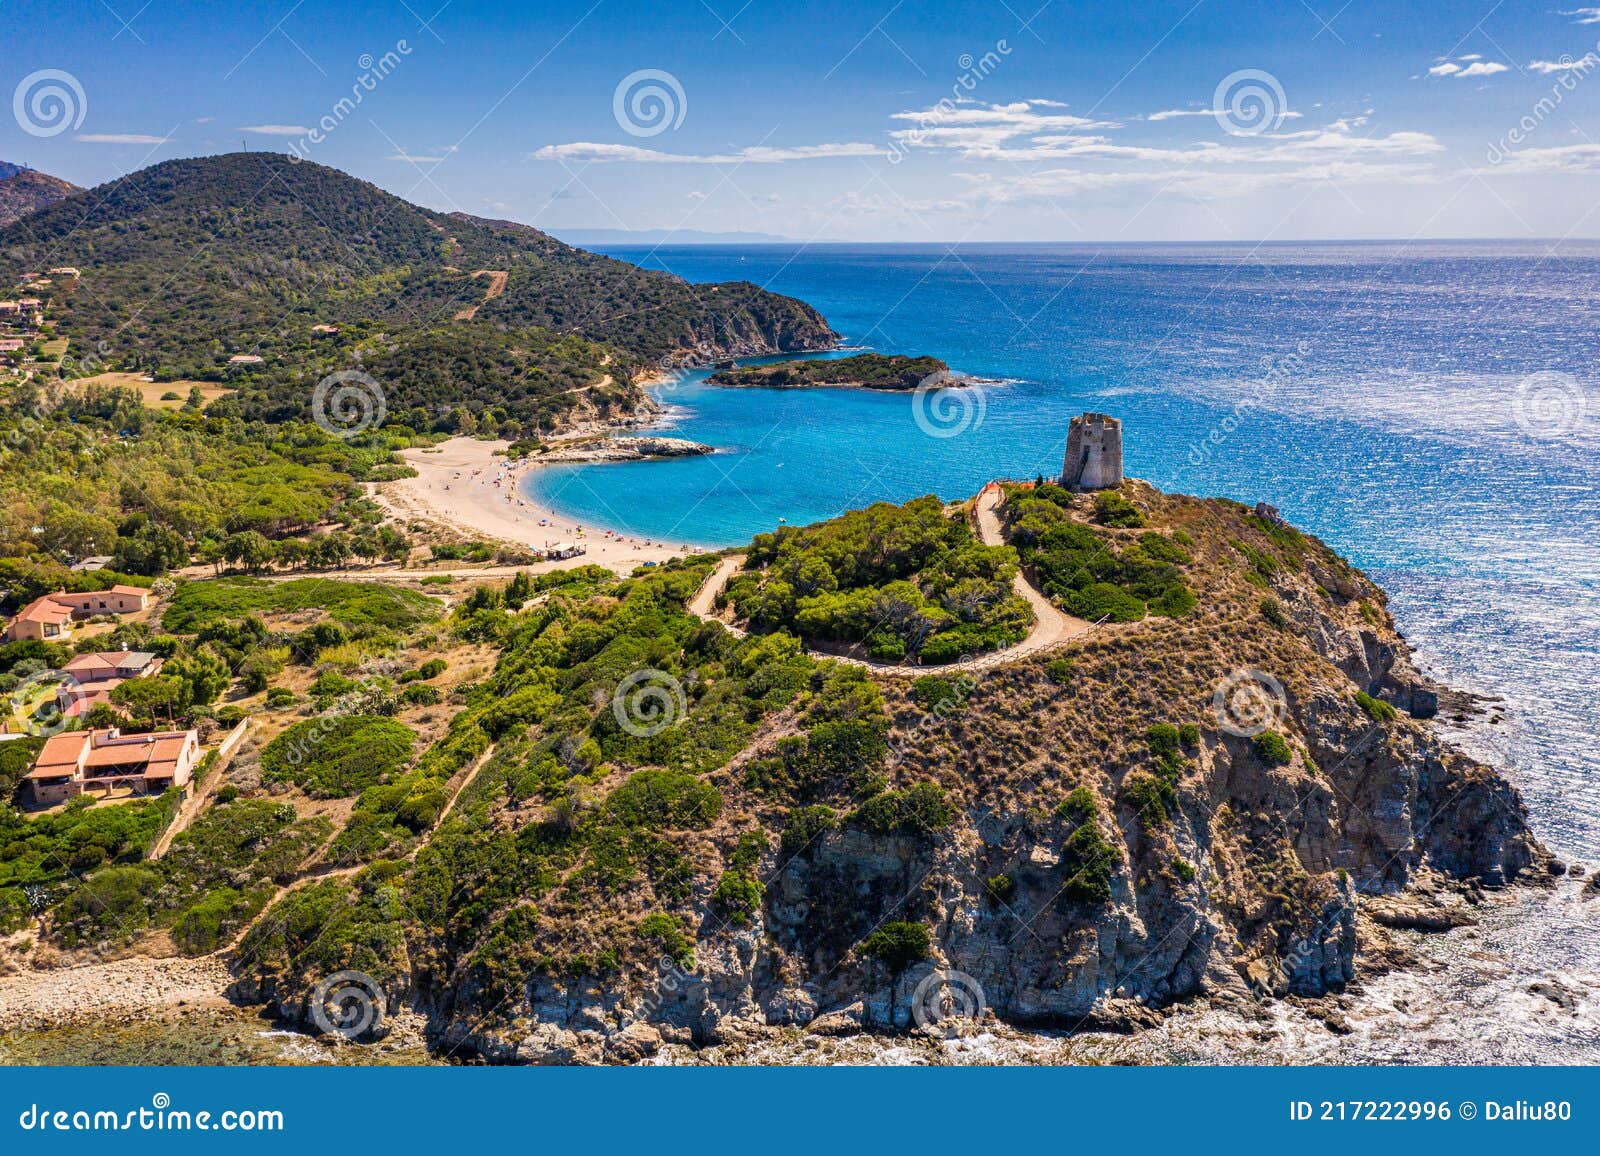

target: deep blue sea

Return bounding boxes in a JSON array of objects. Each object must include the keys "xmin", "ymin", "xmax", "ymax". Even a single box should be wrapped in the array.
[{"xmin": 527, "ymin": 241, "xmax": 1600, "ymax": 866}]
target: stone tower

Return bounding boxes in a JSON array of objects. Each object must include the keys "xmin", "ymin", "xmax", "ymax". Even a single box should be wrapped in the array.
[{"xmin": 1061, "ymin": 412, "xmax": 1123, "ymax": 491}]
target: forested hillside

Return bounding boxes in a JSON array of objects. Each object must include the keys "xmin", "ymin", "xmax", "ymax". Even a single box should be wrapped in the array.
[{"xmin": 0, "ymin": 153, "xmax": 836, "ymax": 429}]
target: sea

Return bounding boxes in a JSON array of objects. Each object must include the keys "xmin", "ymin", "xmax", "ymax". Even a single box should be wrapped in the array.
[{"xmin": 523, "ymin": 240, "xmax": 1600, "ymax": 1064}]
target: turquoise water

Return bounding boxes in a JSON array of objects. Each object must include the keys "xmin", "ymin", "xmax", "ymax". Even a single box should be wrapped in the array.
[{"xmin": 527, "ymin": 241, "xmax": 1600, "ymax": 857}]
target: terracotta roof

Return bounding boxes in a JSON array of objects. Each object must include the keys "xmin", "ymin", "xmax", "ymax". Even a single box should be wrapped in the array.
[
  {"xmin": 26, "ymin": 728, "xmax": 196, "ymax": 779},
  {"xmin": 64, "ymin": 651, "xmax": 157, "ymax": 677},
  {"xmin": 106, "ymin": 585, "xmax": 149, "ymax": 598},
  {"xmin": 13, "ymin": 595, "xmax": 73, "ymax": 625}
]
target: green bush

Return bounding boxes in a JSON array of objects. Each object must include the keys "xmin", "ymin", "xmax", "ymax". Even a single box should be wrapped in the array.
[
  {"xmin": 984, "ymin": 873, "xmax": 1016, "ymax": 904},
  {"xmin": 711, "ymin": 870, "xmax": 764, "ymax": 925},
  {"xmin": 781, "ymin": 805, "xmax": 837, "ymax": 856},
  {"xmin": 1059, "ymin": 822, "xmax": 1117, "ymax": 905},
  {"xmin": 849, "ymin": 782, "xmax": 955, "ymax": 836},
  {"xmin": 1146, "ymin": 723, "xmax": 1181, "ymax": 760},
  {"xmin": 638, "ymin": 912, "xmax": 694, "ymax": 968},
  {"xmin": 1355, "ymin": 691, "xmax": 1398, "ymax": 722},
  {"xmin": 1253, "ymin": 730, "xmax": 1294, "ymax": 766},
  {"xmin": 859, "ymin": 921, "xmax": 931, "ymax": 972},
  {"xmin": 1093, "ymin": 492, "xmax": 1145, "ymax": 528},
  {"xmin": 259, "ymin": 715, "xmax": 417, "ymax": 797},
  {"xmin": 1260, "ymin": 597, "xmax": 1288, "ymax": 627}
]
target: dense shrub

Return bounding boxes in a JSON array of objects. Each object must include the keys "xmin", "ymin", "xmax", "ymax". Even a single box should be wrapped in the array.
[
  {"xmin": 859, "ymin": 921, "xmax": 931, "ymax": 972},
  {"xmin": 260, "ymin": 715, "xmax": 417, "ymax": 797},
  {"xmin": 1253, "ymin": 730, "xmax": 1294, "ymax": 766},
  {"xmin": 1355, "ymin": 691, "xmax": 1398, "ymax": 722}
]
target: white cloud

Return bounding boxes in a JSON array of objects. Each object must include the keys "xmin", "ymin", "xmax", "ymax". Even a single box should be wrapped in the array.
[
  {"xmin": 1562, "ymin": 7, "xmax": 1600, "ymax": 24},
  {"xmin": 75, "ymin": 133, "xmax": 171, "ymax": 144},
  {"xmin": 240, "ymin": 124, "xmax": 310, "ymax": 136},
  {"xmin": 1529, "ymin": 55, "xmax": 1599, "ymax": 73},
  {"xmin": 531, "ymin": 141, "xmax": 882, "ymax": 164},
  {"xmin": 1478, "ymin": 143, "xmax": 1600, "ymax": 173},
  {"xmin": 1429, "ymin": 58, "xmax": 1508, "ymax": 78}
]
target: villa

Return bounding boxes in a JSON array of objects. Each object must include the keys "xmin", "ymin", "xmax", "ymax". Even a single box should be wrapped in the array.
[
  {"xmin": 57, "ymin": 651, "xmax": 164, "ymax": 718},
  {"xmin": 2, "ymin": 587, "xmax": 151, "ymax": 642},
  {"xmin": 22, "ymin": 727, "xmax": 201, "ymax": 807},
  {"xmin": 3, "ymin": 595, "xmax": 75, "ymax": 642}
]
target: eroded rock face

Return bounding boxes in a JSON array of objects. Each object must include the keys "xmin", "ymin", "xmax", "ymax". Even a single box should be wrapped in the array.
[
  {"xmin": 403, "ymin": 687, "xmax": 1535, "ymax": 1062},
  {"xmin": 234, "ymin": 488, "xmax": 1543, "ymax": 1064}
]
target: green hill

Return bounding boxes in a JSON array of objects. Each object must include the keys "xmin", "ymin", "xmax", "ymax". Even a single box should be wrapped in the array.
[
  {"xmin": 0, "ymin": 166, "xmax": 77, "ymax": 229},
  {"xmin": 0, "ymin": 153, "xmax": 836, "ymax": 430}
]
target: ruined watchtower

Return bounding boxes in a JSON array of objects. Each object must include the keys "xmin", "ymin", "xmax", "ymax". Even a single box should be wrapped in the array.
[{"xmin": 1061, "ymin": 412, "xmax": 1123, "ymax": 491}]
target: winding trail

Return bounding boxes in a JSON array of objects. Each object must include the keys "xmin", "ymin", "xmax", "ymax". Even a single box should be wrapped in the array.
[{"xmin": 686, "ymin": 486, "xmax": 1092, "ymax": 675}]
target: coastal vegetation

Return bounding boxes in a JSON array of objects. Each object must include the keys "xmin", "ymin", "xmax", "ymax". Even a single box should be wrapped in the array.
[
  {"xmin": 708, "ymin": 353, "xmax": 947, "ymax": 390},
  {"xmin": 1002, "ymin": 482, "xmax": 1196, "ymax": 622},
  {"xmin": 723, "ymin": 496, "xmax": 1032, "ymax": 663},
  {"xmin": 0, "ymin": 153, "xmax": 835, "ymax": 432}
]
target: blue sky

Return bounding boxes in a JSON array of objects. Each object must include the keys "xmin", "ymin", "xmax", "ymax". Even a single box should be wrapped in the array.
[{"xmin": 5, "ymin": 0, "xmax": 1600, "ymax": 240}]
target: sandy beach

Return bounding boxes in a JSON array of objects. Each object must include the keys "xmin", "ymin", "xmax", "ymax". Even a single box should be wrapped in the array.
[{"xmin": 377, "ymin": 437, "xmax": 698, "ymax": 574}]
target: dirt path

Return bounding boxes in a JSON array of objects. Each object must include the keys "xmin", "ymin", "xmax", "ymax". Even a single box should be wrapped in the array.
[
  {"xmin": 685, "ymin": 488, "xmax": 1091, "ymax": 675},
  {"xmin": 149, "ymin": 723, "xmax": 250, "ymax": 861},
  {"xmin": 453, "ymin": 269, "xmax": 509, "ymax": 320},
  {"xmin": 687, "ymin": 555, "xmax": 747, "ymax": 634}
]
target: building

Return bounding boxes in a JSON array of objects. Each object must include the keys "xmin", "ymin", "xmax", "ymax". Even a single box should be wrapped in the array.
[
  {"xmin": 48, "ymin": 585, "xmax": 150, "ymax": 618},
  {"xmin": 3, "ymin": 595, "xmax": 75, "ymax": 642},
  {"xmin": 310, "ymin": 323, "xmax": 339, "ymax": 335},
  {"xmin": 57, "ymin": 651, "xmax": 163, "ymax": 718},
  {"xmin": 1061, "ymin": 412, "xmax": 1124, "ymax": 492},
  {"xmin": 46, "ymin": 267, "xmax": 80, "ymax": 278},
  {"xmin": 227, "ymin": 354, "xmax": 264, "ymax": 365},
  {"xmin": 2, "ymin": 587, "xmax": 150, "ymax": 642},
  {"xmin": 0, "ymin": 301, "xmax": 18, "ymax": 316},
  {"xmin": 22, "ymin": 727, "xmax": 200, "ymax": 807}
]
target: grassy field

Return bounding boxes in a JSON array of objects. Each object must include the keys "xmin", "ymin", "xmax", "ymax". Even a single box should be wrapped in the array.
[{"xmin": 77, "ymin": 371, "xmax": 234, "ymax": 410}]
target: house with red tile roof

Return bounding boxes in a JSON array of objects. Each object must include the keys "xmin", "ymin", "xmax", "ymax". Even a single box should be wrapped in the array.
[
  {"xmin": 2, "ymin": 595, "xmax": 75, "ymax": 642},
  {"xmin": 47, "ymin": 586, "xmax": 150, "ymax": 618},
  {"xmin": 57, "ymin": 651, "xmax": 163, "ymax": 718},
  {"xmin": 3, "ymin": 587, "xmax": 151, "ymax": 642},
  {"xmin": 22, "ymin": 727, "xmax": 200, "ymax": 807}
]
